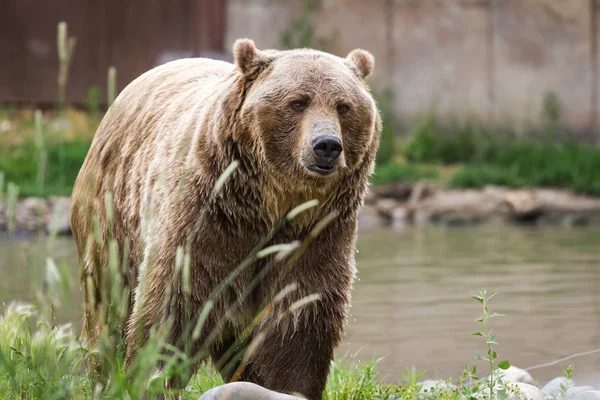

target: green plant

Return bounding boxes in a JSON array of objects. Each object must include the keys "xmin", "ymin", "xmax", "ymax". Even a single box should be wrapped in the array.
[
  {"xmin": 371, "ymin": 162, "xmax": 439, "ymax": 186},
  {"xmin": 449, "ymin": 165, "xmax": 525, "ymax": 189},
  {"xmin": 460, "ymin": 290, "xmax": 511, "ymax": 400},
  {"xmin": 34, "ymin": 109, "xmax": 48, "ymax": 193},
  {"xmin": 325, "ymin": 359, "xmax": 412, "ymax": 400},
  {"xmin": 0, "ymin": 138, "xmax": 92, "ymax": 197},
  {"xmin": 56, "ymin": 21, "xmax": 76, "ymax": 112},
  {"xmin": 402, "ymin": 115, "xmax": 442, "ymax": 163},
  {"xmin": 540, "ymin": 91, "xmax": 564, "ymax": 138},
  {"xmin": 5, "ymin": 182, "xmax": 19, "ymax": 233},
  {"xmin": 373, "ymin": 87, "xmax": 398, "ymax": 166},
  {"xmin": 0, "ymin": 171, "xmax": 4, "ymax": 205},
  {"xmin": 107, "ymin": 66, "xmax": 117, "ymax": 107},
  {"xmin": 554, "ymin": 365, "xmax": 573, "ymax": 400},
  {"xmin": 86, "ymin": 86, "xmax": 101, "ymax": 116},
  {"xmin": 398, "ymin": 113, "xmax": 600, "ymax": 195}
]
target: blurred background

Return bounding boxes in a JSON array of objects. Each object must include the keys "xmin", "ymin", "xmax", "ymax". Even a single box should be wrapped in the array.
[{"xmin": 0, "ymin": 0, "xmax": 599, "ymax": 389}]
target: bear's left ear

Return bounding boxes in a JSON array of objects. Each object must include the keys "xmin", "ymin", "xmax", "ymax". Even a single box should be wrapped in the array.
[
  {"xmin": 346, "ymin": 49, "xmax": 375, "ymax": 80},
  {"xmin": 233, "ymin": 38, "xmax": 273, "ymax": 75}
]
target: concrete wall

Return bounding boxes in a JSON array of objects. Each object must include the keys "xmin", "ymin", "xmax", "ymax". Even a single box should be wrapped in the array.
[{"xmin": 226, "ymin": 0, "xmax": 600, "ymax": 138}]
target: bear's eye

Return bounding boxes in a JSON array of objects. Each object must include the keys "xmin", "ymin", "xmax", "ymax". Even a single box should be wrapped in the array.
[
  {"xmin": 291, "ymin": 100, "xmax": 309, "ymax": 112},
  {"xmin": 337, "ymin": 104, "xmax": 350, "ymax": 116}
]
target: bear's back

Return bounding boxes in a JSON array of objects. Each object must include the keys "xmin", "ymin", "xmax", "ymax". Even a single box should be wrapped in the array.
[{"xmin": 71, "ymin": 57, "xmax": 236, "ymax": 264}]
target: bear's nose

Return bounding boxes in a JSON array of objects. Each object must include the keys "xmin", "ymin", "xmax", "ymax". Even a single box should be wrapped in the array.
[{"xmin": 312, "ymin": 136, "xmax": 343, "ymax": 164}]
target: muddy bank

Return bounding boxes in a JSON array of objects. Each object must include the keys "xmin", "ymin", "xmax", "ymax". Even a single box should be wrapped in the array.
[
  {"xmin": 360, "ymin": 183, "xmax": 600, "ymax": 229},
  {"xmin": 2, "ymin": 185, "xmax": 600, "ymax": 236}
]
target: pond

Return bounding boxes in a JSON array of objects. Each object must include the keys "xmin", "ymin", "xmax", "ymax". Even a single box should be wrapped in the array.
[{"xmin": 1, "ymin": 225, "xmax": 599, "ymax": 385}]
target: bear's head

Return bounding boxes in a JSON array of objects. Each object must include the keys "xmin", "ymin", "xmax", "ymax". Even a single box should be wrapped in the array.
[{"xmin": 229, "ymin": 39, "xmax": 380, "ymax": 189}]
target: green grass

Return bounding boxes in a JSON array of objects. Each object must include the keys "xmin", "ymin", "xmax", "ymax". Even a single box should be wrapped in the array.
[
  {"xmin": 0, "ymin": 290, "xmax": 518, "ymax": 399},
  {"xmin": 371, "ymin": 162, "xmax": 440, "ymax": 186},
  {"xmin": 0, "ymin": 107, "xmax": 95, "ymax": 198},
  {"xmin": 0, "ymin": 139, "xmax": 92, "ymax": 197},
  {"xmin": 373, "ymin": 115, "xmax": 600, "ymax": 195},
  {"xmin": 448, "ymin": 141, "xmax": 600, "ymax": 194},
  {"xmin": 0, "ymin": 302, "xmax": 466, "ymax": 400}
]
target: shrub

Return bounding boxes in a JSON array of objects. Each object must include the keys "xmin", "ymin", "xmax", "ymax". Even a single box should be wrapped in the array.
[
  {"xmin": 401, "ymin": 115, "xmax": 600, "ymax": 195},
  {"xmin": 373, "ymin": 87, "xmax": 398, "ymax": 166},
  {"xmin": 371, "ymin": 163, "xmax": 440, "ymax": 186},
  {"xmin": 0, "ymin": 139, "xmax": 91, "ymax": 197}
]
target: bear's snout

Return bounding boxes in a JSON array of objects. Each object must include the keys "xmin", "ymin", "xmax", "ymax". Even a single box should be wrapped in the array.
[{"xmin": 309, "ymin": 136, "xmax": 343, "ymax": 175}]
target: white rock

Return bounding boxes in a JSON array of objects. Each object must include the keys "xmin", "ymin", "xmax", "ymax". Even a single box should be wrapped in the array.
[
  {"xmin": 374, "ymin": 198, "xmax": 399, "ymax": 216},
  {"xmin": 15, "ymin": 197, "xmax": 47, "ymax": 230},
  {"xmin": 358, "ymin": 204, "xmax": 386, "ymax": 229},
  {"xmin": 564, "ymin": 386, "xmax": 598, "ymax": 399},
  {"xmin": 568, "ymin": 390, "xmax": 600, "ymax": 400},
  {"xmin": 46, "ymin": 196, "xmax": 72, "ymax": 235},
  {"xmin": 541, "ymin": 377, "xmax": 575, "ymax": 397},
  {"xmin": 500, "ymin": 366, "xmax": 536, "ymax": 385},
  {"xmin": 391, "ymin": 206, "xmax": 409, "ymax": 229},
  {"xmin": 199, "ymin": 382, "xmax": 303, "ymax": 400},
  {"xmin": 508, "ymin": 382, "xmax": 543, "ymax": 400},
  {"xmin": 0, "ymin": 119, "xmax": 11, "ymax": 132}
]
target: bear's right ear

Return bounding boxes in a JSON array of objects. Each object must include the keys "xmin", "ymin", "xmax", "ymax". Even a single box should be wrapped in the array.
[
  {"xmin": 346, "ymin": 49, "xmax": 375, "ymax": 80},
  {"xmin": 233, "ymin": 38, "xmax": 273, "ymax": 75}
]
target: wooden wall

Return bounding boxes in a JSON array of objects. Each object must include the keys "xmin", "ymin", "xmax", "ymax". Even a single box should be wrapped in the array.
[{"xmin": 0, "ymin": 0, "xmax": 226, "ymax": 104}]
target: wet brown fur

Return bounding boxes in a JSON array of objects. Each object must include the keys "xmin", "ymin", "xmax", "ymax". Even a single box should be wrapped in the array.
[{"xmin": 71, "ymin": 39, "xmax": 381, "ymax": 399}]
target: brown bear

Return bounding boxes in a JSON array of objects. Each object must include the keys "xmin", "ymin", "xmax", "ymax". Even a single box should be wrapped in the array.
[{"xmin": 71, "ymin": 38, "xmax": 381, "ymax": 399}]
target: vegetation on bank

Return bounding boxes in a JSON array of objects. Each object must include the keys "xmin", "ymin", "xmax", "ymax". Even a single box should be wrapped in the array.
[
  {"xmin": 373, "ymin": 114, "xmax": 600, "ymax": 196},
  {"xmin": 0, "ymin": 107, "xmax": 96, "ymax": 198},
  {"xmin": 0, "ymin": 290, "xmax": 519, "ymax": 399},
  {"xmin": 371, "ymin": 90, "xmax": 600, "ymax": 196},
  {"xmin": 3, "ymin": 102, "xmax": 600, "ymax": 199}
]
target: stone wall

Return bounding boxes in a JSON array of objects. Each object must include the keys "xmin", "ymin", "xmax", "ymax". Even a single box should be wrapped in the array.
[{"xmin": 225, "ymin": 0, "xmax": 600, "ymax": 138}]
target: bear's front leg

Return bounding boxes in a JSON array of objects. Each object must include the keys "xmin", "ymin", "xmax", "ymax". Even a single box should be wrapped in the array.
[
  {"xmin": 237, "ymin": 223, "xmax": 356, "ymax": 400},
  {"xmin": 238, "ymin": 297, "xmax": 346, "ymax": 400}
]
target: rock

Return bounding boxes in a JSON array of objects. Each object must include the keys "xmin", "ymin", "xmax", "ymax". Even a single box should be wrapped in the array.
[
  {"xmin": 508, "ymin": 382, "xmax": 542, "ymax": 400},
  {"xmin": 483, "ymin": 185, "xmax": 510, "ymax": 197},
  {"xmin": 413, "ymin": 209, "xmax": 433, "ymax": 226},
  {"xmin": 419, "ymin": 379, "xmax": 456, "ymax": 395},
  {"xmin": 374, "ymin": 198, "xmax": 399, "ymax": 217},
  {"xmin": 198, "ymin": 382, "xmax": 303, "ymax": 400},
  {"xmin": 0, "ymin": 119, "xmax": 11, "ymax": 133},
  {"xmin": 440, "ymin": 211, "xmax": 482, "ymax": 227},
  {"xmin": 504, "ymin": 190, "xmax": 543, "ymax": 222},
  {"xmin": 535, "ymin": 188, "xmax": 600, "ymax": 213},
  {"xmin": 541, "ymin": 377, "xmax": 575, "ymax": 397},
  {"xmin": 565, "ymin": 386, "xmax": 598, "ymax": 399},
  {"xmin": 499, "ymin": 366, "xmax": 536, "ymax": 385},
  {"xmin": 408, "ymin": 182, "xmax": 435, "ymax": 205},
  {"xmin": 358, "ymin": 204, "xmax": 387, "ymax": 229},
  {"xmin": 390, "ymin": 206, "xmax": 410, "ymax": 229},
  {"xmin": 46, "ymin": 197, "xmax": 72, "ymax": 235},
  {"xmin": 568, "ymin": 390, "xmax": 600, "ymax": 400},
  {"xmin": 372, "ymin": 182, "xmax": 413, "ymax": 202},
  {"xmin": 534, "ymin": 188, "xmax": 600, "ymax": 225},
  {"xmin": 414, "ymin": 189, "xmax": 505, "ymax": 224},
  {"xmin": 14, "ymin": 197, "xmax": 47, "ymax": 232}
]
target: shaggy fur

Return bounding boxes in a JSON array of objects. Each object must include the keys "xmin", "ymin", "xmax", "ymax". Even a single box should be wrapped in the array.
[{"xmin": 71, "ymin": 38, "xmax": 381, "ymax": 399}]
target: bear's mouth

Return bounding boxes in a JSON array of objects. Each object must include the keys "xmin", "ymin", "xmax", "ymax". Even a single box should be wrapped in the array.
[{"xmin": 308, "ymin": 164, "xmax": 336, "ymax": 176}]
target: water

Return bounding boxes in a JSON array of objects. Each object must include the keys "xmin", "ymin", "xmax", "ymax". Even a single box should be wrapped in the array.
[{"xmin": 1, "ymin": 226, "xmax": 599, "ymax": 385}]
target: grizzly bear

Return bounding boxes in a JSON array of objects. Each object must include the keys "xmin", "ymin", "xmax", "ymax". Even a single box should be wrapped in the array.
[{"xmin": 71, "ymin": 38, "xmax": 380, "ymax": 399}]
